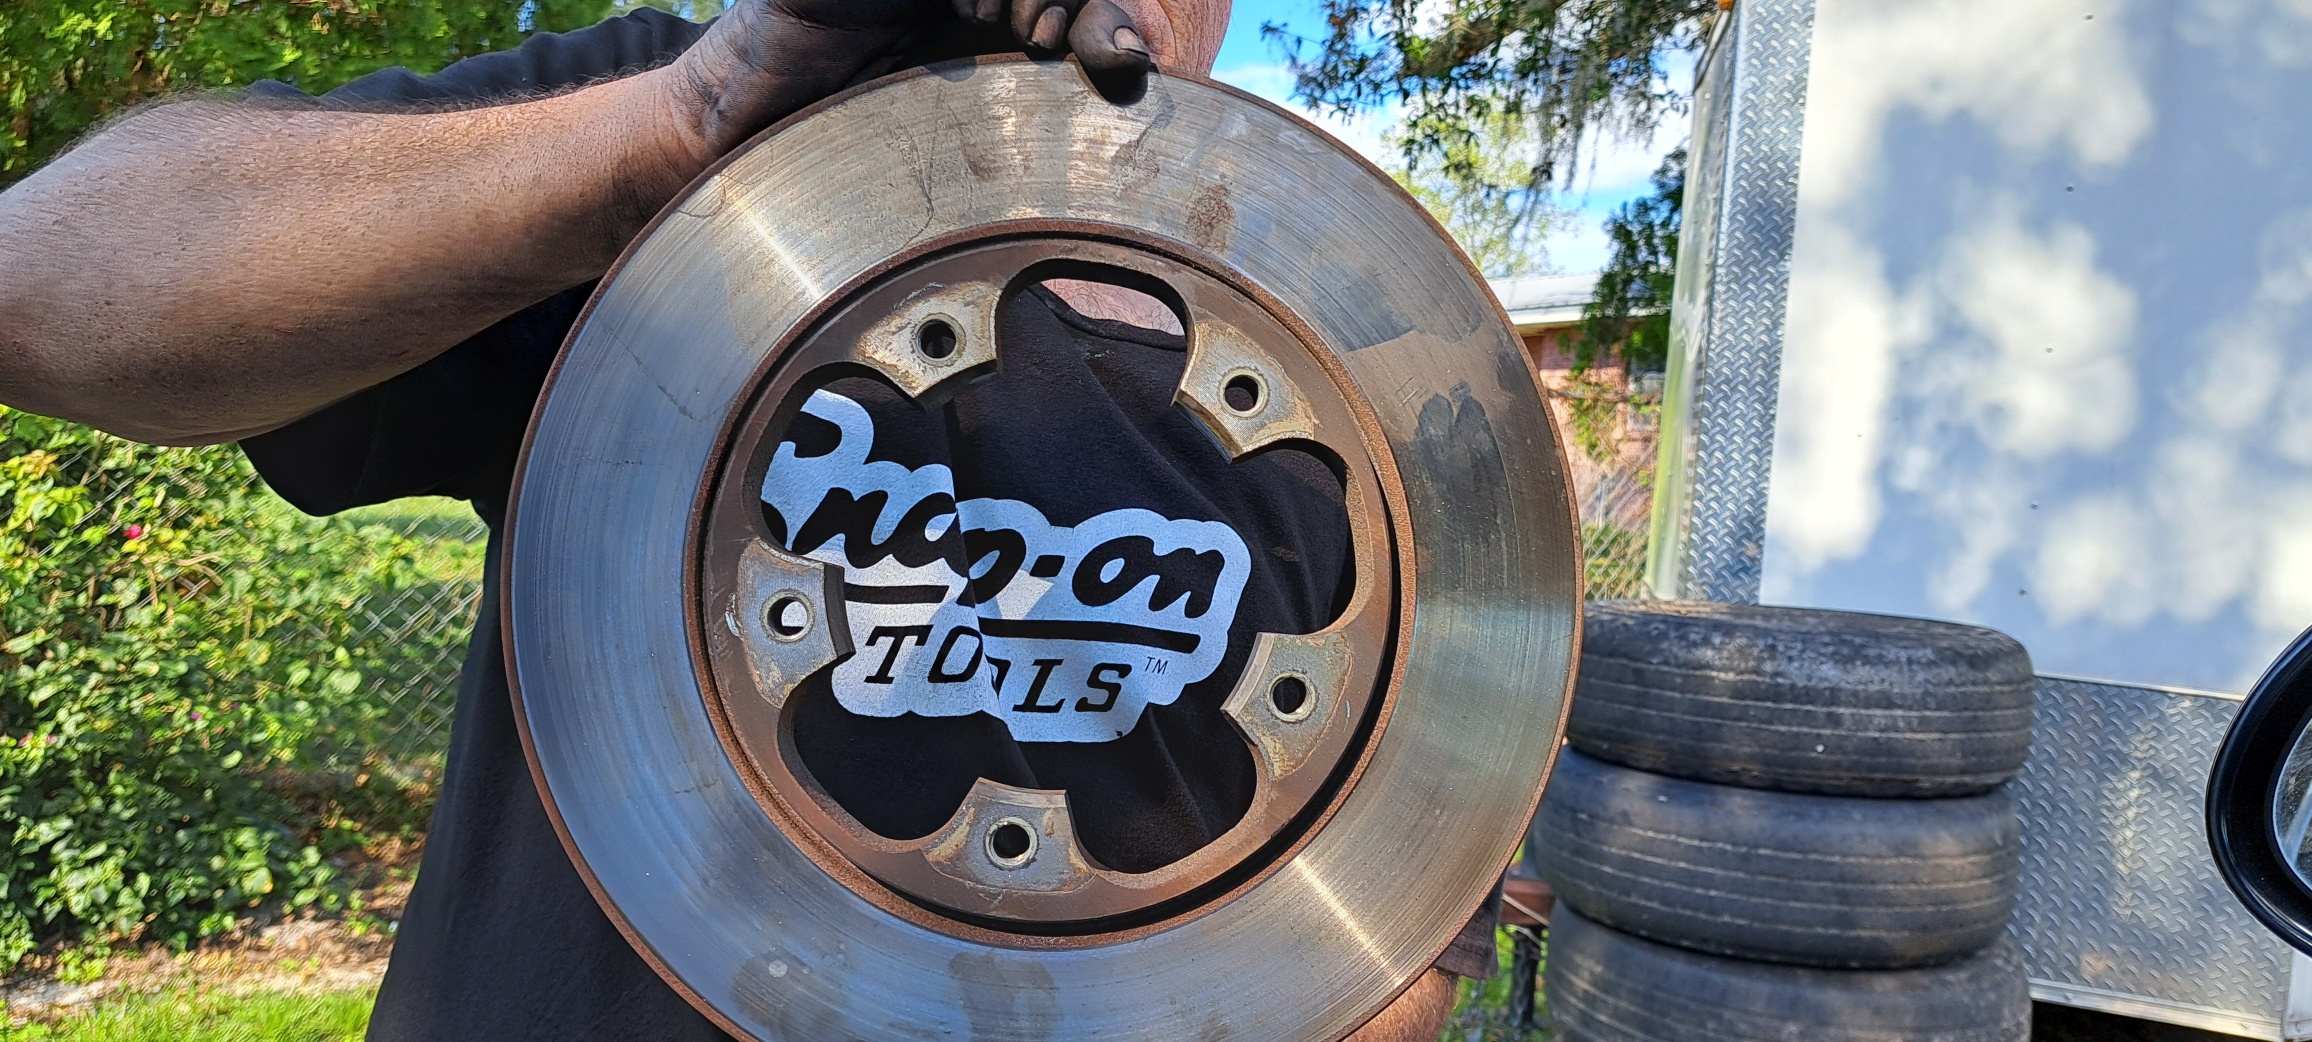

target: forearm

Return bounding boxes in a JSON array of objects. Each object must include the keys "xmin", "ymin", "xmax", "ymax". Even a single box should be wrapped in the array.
[
  {"xmin": 0, "ymin": 0, "xmax": 1159, "ymax": 446},
  {"xmin": 0, "ymin": 68, "xmax": 702, "ymax": 445}
]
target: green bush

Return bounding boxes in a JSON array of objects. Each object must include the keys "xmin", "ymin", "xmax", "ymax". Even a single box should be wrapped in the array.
[
  {"xmin": 0, "ymin": 407, "xmax": 472, "ymax": 969},
  {"xmin": 1, "ymin": 0, "xmax": 635, "ymax": 187}
]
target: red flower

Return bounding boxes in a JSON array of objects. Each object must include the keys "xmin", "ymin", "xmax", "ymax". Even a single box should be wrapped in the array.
[{"xmin": 122, "ymin": 524, "xmax": 144, "ymax": 540}]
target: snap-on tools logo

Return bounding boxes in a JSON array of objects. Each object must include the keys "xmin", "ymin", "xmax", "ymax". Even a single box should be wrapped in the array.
[{"xmin": 761, "ymin": 391, "xmax": 1252, "ymax": 744}]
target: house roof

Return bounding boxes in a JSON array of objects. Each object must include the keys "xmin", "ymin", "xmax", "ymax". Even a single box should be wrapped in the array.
[{"xmin": 1488, "ymin": 272, "xmax": 1601, "ymax": 331}]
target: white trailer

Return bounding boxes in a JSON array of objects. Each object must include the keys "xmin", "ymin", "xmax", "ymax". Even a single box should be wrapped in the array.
[{"xmin": 1656, "ymin": 1, "xmax": 2312, "ymax": 1036}]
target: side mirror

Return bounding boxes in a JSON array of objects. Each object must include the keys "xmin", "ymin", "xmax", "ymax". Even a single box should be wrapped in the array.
[{"xmin": 2209, "ymin": 623, "xmax": 2312, "ymax": 955}]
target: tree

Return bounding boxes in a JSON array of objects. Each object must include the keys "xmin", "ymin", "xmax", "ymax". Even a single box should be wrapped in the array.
[
  {"xmin": 1389, "ymin": 113, "xmax": 1568, "ymax": 278},
  {"xmin": 1268, "ymin": 0, "xmax": 1713, "ymax": 359},
  {"xmin": 0, "ymin": 0, "xmax": 644, "ymax": 187},
  {"xmin": 1574, "ymin": 145, "xmax": 1681, "ymax": 373},
  {"xmin": 1271, "ymin": 0, "xmax": 1714, "ymax": 185}
]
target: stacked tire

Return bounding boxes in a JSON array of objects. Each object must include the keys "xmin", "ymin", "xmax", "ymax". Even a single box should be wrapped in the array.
[{"xmin": 1532, "ymin": 601, "xmax": 2037, "ymax": 1042}]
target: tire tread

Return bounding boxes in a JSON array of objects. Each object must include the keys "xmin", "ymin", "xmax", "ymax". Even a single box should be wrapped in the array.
[{"xmin": 1533, "ymin": 749, "xmax": 2021, "ymax": 969}]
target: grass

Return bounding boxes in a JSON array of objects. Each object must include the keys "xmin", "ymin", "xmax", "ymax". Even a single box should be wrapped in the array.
[
  {"xmin": 0, "ymin": 987, "xmax": 373, "ymax": 1042},
  {"xmin": 1439, "ymin": 927, "xmax": 1552, "ymax": 1042}
]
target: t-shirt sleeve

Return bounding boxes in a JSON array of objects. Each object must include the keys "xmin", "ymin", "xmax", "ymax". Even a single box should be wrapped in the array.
[
  {"xmin": 240, "ymin": 287, "xmax": 587, "ymax": 518},
  {"xmin": 246, "ymin": 6, "xmax": 712, "ymax": 108},
  {"xmin": 239, "ymin": 8, "xmax": 712, "ymax": 517},
  {"xmin": 312, "ymin": 7, "xmax": 711, "ymax": 107}
]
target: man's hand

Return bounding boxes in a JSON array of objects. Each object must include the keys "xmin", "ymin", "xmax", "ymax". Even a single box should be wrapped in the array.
[{"xmin": 661, "ymin": 0, "xmax": 1153, "ymax": 165}]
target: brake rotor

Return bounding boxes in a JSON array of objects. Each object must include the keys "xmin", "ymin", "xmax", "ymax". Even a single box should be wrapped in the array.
[{"xmin": 504, "ymin": 56, "xmax": 1578, "ymax": 1042}]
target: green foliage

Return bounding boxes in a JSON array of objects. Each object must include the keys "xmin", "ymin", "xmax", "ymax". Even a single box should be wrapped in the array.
[
  {"xmin": 1391, "ymin": 113, "xmax": 1566, "ymax": 278},
  {"xmin": 1572, "ymin": 146, "xmax": 1682, "ymax": 373},
  {"xmin": 1583, "ymin": 518, "xmax": 1648, "ymax": 599},
  {"xmin": 1437, "ymin": 926, "xmax": 1551, "ymax": 1041},
  {"xmin": 0, "ymin": 984, "xmax": 373, "ymax": 1041},
  {"xmin": 49, "ymin": 945, "xmax": 107, "ymax": 985},
  {"xmin": 0, "ymin": 0, "xmax": 636, "ymax": 187},
  {"xmin": 0, "ymin": 407, "xmax": 468, "ymax": 970}
]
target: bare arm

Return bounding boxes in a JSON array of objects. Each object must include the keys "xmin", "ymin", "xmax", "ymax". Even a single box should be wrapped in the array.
[
  {"xmin": 0, "ymin": 74, "xmax": 701, "ymax": 445},
  {"xmin": 0, "ymin": 0, "xmax": 1153, "ymax": 445}
]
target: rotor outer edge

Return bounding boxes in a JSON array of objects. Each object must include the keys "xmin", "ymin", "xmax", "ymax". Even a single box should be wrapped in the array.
[{"xmin": 502, "ymin": 55, "xmax": 1579, "ymax": 1042}]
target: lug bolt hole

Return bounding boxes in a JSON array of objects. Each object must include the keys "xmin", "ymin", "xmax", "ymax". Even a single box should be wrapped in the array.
[
  {"xmin": 916, "ymin": 318, "xmax": 960, "ymax": 362},
  {"xmin": 987, "ymin": 818, "xmax": 1037, "ymax": 868},
  {"xmin": 765, "ymin": 593, "xmax": 812, "ymax": 642},
  {"xmin": 1222, "ymin": 372, "xmax": 1265, "ymax": 415},
  {"xmin": 1269, "ymin": 674, "xmax": 1312, "ymax": 721}
]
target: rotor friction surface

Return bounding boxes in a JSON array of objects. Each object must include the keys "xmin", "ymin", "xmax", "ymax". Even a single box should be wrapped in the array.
[{"xmin": 503, "ymin": 56, "xmax": 1578, "ymax": 1042}]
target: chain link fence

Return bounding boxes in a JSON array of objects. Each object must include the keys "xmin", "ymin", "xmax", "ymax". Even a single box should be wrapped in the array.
[
  {"xmin": 40, "ymin": 433, "xmax": 486, "ymax": 781},
  {"xmin": 306, "ymin": 499, "xmax": 487, "ymax": 776},
  {"xmin": 1545, "ymin": 371, "xmax": 1662, "ymax": 602},
  {"xmin": 1579, "ymin": 465, "xmax": 1653, "ymax": 600}
]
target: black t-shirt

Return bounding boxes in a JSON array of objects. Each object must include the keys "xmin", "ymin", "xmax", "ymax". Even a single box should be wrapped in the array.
[
  {"xmin": 242, "ymin": 15, "xmax": 1481, "ymax": 1040},
  {"xmin": 774, "ymin": 293, "xmax": 1352, "ymax": 872}
]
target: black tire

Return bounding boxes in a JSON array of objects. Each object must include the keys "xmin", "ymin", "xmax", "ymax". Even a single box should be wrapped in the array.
[
  {"xmin": 1571, "ymin": 601, "xmax": 2036, "ymax": 797},
  {"xmin": 1547, "ymin": 906, "xmax": 2031, "ymax": 1042},
  {"xmin": 1532, "ymin": 748, "xmax": 2020, "ymax": 969}
]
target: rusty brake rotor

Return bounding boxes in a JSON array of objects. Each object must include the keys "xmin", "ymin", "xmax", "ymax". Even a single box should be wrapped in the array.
[{"xmin": 503, "ymin": 56, "xmax": 1578, "ymax": 1042}]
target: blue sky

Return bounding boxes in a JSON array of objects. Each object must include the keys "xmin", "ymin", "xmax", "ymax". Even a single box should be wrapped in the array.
[{"xmin": 1206, "ymin": 0, "xmax": 1688, "ymax": 274}]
